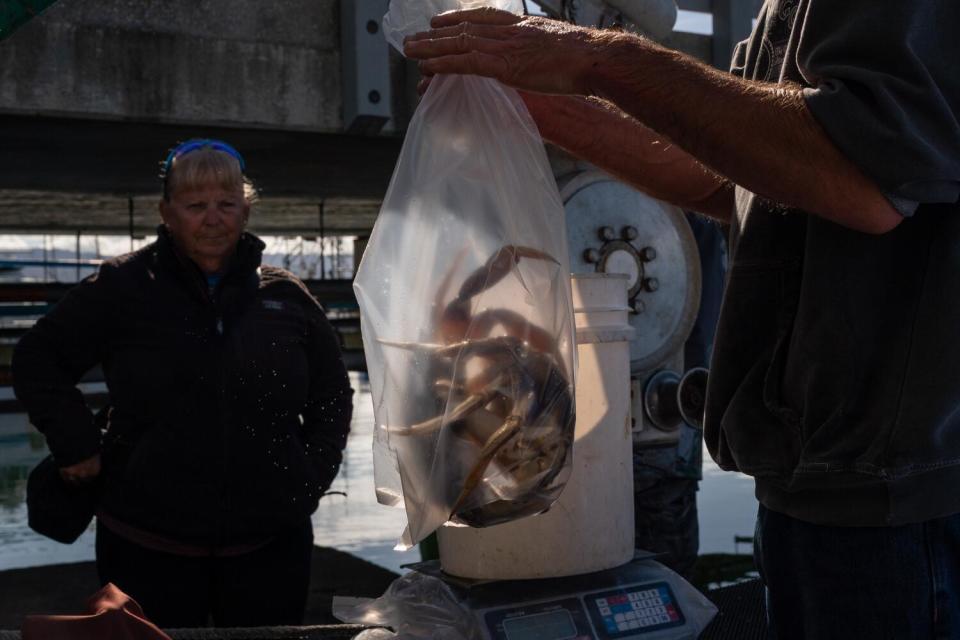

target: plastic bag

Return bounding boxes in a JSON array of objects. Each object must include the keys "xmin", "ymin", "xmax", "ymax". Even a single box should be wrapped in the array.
[
  {"xmin": 332, "ymin": 572, "xmax": 482, "ymax": 640},
  {"xmin": 353, "ymin": 0, "xmax": 576, "ymax": 550}
]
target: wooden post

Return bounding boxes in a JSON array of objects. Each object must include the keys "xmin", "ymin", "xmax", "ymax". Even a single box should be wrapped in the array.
[
  {"xmin": 128, "ymin": 196, "xmax": 135, "ymax": 252},
  {"xmin": 318, "ymin": 201, "xmax": 326, "ymax": 280}
]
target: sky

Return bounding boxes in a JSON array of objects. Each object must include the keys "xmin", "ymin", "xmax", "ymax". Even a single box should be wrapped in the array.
[{"xmin": 674, "ymin": 9, "xmax": 712, "ymax": 35}]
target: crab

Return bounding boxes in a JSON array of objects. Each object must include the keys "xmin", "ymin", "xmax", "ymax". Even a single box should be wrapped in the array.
[
  {"xmin": 426, "ymin": 336, "xmax": 574, "ymax": 526},
  {"xmin": 386, "ymin": 245, "xmax": 575, "ymax": 527}
]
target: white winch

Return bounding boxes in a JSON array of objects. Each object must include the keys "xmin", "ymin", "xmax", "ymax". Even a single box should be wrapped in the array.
[{"xmin": 557, "ymin": 159, "xmax": 708, "ymax": 446}]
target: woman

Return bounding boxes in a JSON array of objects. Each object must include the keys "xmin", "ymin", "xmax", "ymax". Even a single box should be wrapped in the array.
[{"xmin": 12, "ymin": 139, "xmax": 353, "ymax": 627}]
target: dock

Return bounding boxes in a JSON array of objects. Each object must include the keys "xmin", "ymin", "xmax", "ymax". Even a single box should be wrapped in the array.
[{"xmin": 0, "ymin": 546, "xmax": 768, "ymax": 639}]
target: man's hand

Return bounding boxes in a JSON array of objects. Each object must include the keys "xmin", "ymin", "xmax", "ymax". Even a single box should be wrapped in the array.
[
  {"xmin": 60, "ymin": 454, "xmax": 101, "ymax": 485},
  {"xmin": 404, "ymin": 8, "xmax": 605, "ymax": 96}
]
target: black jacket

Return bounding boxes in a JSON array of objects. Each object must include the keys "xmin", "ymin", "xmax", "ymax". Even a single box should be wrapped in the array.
[{"xmin": 13, "ymin": 227, "xmax": 353, "ymax": 543}]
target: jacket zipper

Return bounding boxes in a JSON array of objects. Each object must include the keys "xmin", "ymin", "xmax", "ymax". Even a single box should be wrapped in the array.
[{"xmin": 211, "ymin": 277, "xmax": 229, "ymax": 553}]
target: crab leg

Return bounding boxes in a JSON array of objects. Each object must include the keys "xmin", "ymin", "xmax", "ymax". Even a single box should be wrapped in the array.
[
  {"xmin": 432, "ymin": 248, "xmax": 469, "ymax": 334},
  {"xmin": 449, "ymin": 412, "xmax": 525, "ymax": 517},
  {"xmin": 388, "ymin": 379, "xmax": 504, "ymax": 437},
  {"xmin": 456, "ymin": 245, "xmax": 559, "ymax": 302}
]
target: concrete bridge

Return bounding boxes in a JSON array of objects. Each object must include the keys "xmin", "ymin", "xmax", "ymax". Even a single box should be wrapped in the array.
[
  {"xmin": 0, "ymin": 0, "xmax": 759, "ymax": 238},
  {"xmin": 0, "ymin": 0, "xmax": 411, "ymax": 237}
]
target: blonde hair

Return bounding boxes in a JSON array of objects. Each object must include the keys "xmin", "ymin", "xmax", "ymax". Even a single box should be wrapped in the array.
[{"xmin": 163, "ymin": 147, "xmax": 258, "ymax": 203}]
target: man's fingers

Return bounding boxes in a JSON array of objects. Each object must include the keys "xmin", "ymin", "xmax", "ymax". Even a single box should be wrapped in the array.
[
  {"xmin": 419, "ymin": 52, "xmax": 509, "ymax": 81},
  {"xmin": 405, "ymin": 22, "xmax": 514, "ymax": 44},
  {"xmin": 431, "ymin": 8, "xmax": 522, "ymax": 28},
  {"xmin": 406, "ymin": 34, "xmax": 507, "ymax": 61}
]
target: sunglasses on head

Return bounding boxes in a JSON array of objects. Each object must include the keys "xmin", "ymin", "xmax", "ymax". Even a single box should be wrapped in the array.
[{"xmin": 161, "ymin": 139, "xmax": 246, "ymax": 197}]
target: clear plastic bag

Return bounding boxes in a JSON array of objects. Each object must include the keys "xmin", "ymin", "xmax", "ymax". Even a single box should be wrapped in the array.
[
  {"xmin": 353, "ymin": 0, "xmax": 576, "ymax": 550},
  {"xmin": 332, "ymin": 572, "xmax": 482, "ymax": 640}
]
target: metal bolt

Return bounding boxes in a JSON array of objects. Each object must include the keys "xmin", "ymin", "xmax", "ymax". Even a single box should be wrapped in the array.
[
  {"xmin": 622, "ymin": 226, "xmax": 639, "ymax": 241},
  {"xmin": 583, "ymin": 248, "xmax": 600, "ymax": 264},
  {"xmin": 598, "ymin": 226, "xmax": 616, "ymax": 241},
  {"xmin": 640, "ymin": 246, "xmax": 657, "ymax": 261},
  {"xmin": 632, "ymin": 299, "xmax": 646, "ymax": 314},
  {"xmin": 642, "ymin": 277, "xmax": 659, "ymax": 292}
]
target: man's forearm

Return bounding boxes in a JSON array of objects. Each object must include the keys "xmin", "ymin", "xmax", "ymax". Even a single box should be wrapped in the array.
[
  {"xmin": 588, "ymin": 34, "xmax": 902, "ymax": 233},
  {"xmin": 525, "ymin": 93, "xmax": 734, "ymax": 221}
]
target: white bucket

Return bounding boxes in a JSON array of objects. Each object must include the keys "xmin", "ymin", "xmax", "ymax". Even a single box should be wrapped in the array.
[{"xmin": 438, "ymin": 273, "xmax": 636, "ymax": 579}]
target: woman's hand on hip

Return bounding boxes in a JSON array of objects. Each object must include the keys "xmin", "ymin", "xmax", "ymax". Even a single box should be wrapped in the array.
[{"xmin": 60, "ymin": 454, "xmax": 101, "ymax": 485}]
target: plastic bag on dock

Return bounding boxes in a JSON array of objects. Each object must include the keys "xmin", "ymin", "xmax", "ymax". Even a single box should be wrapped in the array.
[
  {"xmin": 332, "ymin": 572, "xmax": 481, "ymax": 640},
  {"xmin": 353, "ymin": 0, "xmax": 576, "ymax": 550}
]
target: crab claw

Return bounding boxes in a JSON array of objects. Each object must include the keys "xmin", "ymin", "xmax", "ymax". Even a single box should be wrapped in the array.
[{"xmin": 456, "ymin": 245, "xmax": 559, "ymax": 302}]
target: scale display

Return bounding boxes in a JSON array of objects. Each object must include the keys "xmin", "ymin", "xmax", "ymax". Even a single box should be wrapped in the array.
[
  {"xmin": 502, "ymin": 609, "xmax": 577, "ymax": 640},
  {"xmin": 484, "ymin": 597, "xmax": 594, "ymax": 640},
  {"xmin": 478, "ymin": 582, "xmax": 685, "ymax": 640}
]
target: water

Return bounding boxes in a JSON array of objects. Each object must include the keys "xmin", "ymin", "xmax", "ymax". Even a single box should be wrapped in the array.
[{"xmin": 0, "ymin": 376, "xmax": 758, "ymax": 575}]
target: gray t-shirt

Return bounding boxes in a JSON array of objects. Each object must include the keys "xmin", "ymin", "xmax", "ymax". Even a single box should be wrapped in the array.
[{"xmin": 705, "ymin": 0, "xmax": 960, "ymax": 526}]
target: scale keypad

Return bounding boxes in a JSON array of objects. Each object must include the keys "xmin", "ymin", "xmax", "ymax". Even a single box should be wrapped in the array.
[{"xmin": 586, "ymin": 583, "xmax": 684, "ymax": 637}]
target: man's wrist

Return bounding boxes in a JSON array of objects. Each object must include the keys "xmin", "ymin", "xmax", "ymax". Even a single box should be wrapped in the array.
[{"xmin": 583, "ymin": 31, "xmax": 653, "ymax": 100}]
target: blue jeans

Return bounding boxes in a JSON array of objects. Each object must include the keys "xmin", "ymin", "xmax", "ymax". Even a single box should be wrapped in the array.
[{"xmin": 755, "ymin": 504, "xmax": 960, "ymax": 639}]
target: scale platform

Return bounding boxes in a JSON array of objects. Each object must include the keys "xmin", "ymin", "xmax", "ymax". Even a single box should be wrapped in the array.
[{"xmin": 408, "ymin": 554, "xmax": 714, "ymax": 640}]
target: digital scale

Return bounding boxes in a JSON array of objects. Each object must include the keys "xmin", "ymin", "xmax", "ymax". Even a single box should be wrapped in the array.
[{"xmin": 410, "ymin": 555, "xmax": 706, "ymax": 640}]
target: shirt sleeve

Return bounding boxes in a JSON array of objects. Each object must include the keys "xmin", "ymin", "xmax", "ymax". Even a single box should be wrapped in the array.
[{"xmin": 797, "ymin": 1, "xmax": 960, "ymax": 214}]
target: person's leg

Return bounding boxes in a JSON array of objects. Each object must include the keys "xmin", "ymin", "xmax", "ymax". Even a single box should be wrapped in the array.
[
  {"xmin": 633, "ymin": 477, "xmax": 700, "ymax": 578},
  {"xmin": 633, "ymin": 446, "xmax": 700, "ymax": 579},
  {"xmin": 928, "ymin": 512, "xmax": 960, "ymax": 639},
  {"xmin": 95, "ymin": 520, "xmax": 211, "ymax": 628},
  {"xmin": 210, "ymin": 518, "xmax": 314, "ymax": 627},
  {"xmin": 754, "ymin": 504, "xmax": 936, "ymax": 640}
]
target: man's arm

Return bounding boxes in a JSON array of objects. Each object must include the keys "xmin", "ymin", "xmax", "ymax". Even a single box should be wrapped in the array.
[
  {"xmin": 589, "ymin": 35, "xmax": 900, "ymax": 233},
  {"xmin": 405, "ymin": 10, "xmax": 902, "ymax": 234},
  {"xmin": 521, "ymin": 92, "xmax": 733, "ymax": 221}
]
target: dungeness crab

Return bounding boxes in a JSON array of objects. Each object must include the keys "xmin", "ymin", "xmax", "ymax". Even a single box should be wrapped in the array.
[{"xmin": 386, "ymin": 245, "xmax": 575, "ymax": 527}]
